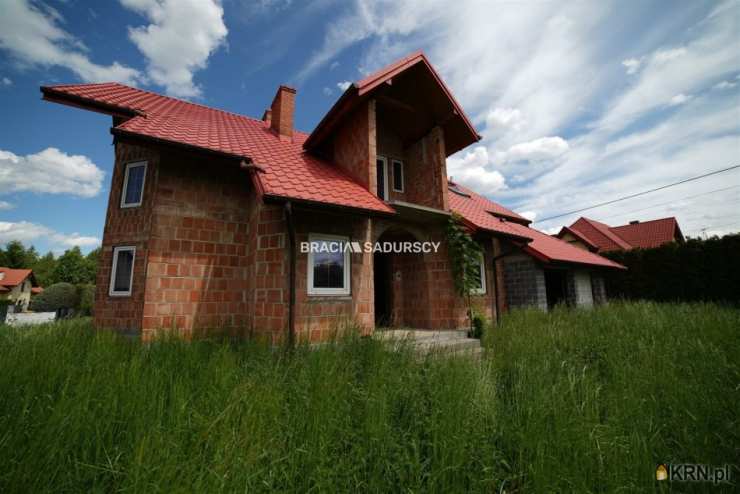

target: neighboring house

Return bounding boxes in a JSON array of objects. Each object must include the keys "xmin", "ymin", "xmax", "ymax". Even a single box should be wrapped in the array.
[
  {"xmin": 0, "ymin": 268, "xmax": 38, "ymax": 312},
  {"xmin": 557, "ymin": 217, "xmax": 684, "ymax": 253},
  {"xmin": 41, "ymin": 51, "xmax": 623, "ymax": 342}
]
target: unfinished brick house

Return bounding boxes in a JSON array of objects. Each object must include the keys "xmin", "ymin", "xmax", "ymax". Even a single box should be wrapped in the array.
[{"xmin": 41, "ymin": 51, "xmax": 623, "ymax": 342}]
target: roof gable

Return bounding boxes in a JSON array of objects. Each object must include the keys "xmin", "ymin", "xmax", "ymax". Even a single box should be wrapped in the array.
[
  {"xmin": 304, "ymin": 51, "xmax": 480, "ymax": 156},
  {"xmin": 569, "ymin": 217, "xmax": 632, "ymax": 252},
  {"xmin": 0, "ymin": 268, "xmax": 36, "ymax": 288}
]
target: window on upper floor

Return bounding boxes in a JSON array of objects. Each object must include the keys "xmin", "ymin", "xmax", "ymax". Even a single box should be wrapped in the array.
[
  {"xmin": 109, "ymin": 246, "xmax": 136, "ymax": 296},
  {"xmin": 376, "ymin": 157, "xmax": 389, "ymax": 200},
  {"xmin": 392, "ymin": 159, "xmax": 404, "ymax": 192},
  {"xmin": 307, "ymin": 234, "xmax": 351, "ymax": 296},
  {"xmin": 471, "ymin": 251, "xmax": 486, "ymax": 295},
  {"xmin": 120, "ymin": 161, "xmax": 147, "ymax": 208}
]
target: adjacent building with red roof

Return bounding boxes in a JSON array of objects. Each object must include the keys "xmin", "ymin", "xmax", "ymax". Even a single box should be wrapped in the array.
[
  {"xmin": 558, "ymin": 217, "xmax": 684, "ymax": 253},
  {"xmin": 0, "ymin": 268, "xmax": 38, "ymax": 312},
  {"xmin": 42, "ymin": 51, "xmax": 622, "ymax": 341}
]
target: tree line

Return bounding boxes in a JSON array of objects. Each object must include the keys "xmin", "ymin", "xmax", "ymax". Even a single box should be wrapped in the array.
[{"xmin": 0, "ymin": 240, "xmax": 99, "ymax": 287}]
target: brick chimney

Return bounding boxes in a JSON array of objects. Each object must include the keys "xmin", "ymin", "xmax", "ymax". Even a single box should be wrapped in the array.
[
  {"xmin": 270, "ymin": 85, "xmax": 296, "ymax": 140},
  {"xmin": 630, "ymin": 220, "xmax": 640, "ymax": 225}
]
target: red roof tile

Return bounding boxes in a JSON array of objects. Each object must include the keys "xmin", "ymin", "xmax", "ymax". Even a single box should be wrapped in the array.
[
  {"xmin": 569, "ymin": 217, "xmax": 632, "ymax": 252},
  {"xmin": 0, "ymin": 268, "xmax": 35, "ymax": 288},
  {"xmin": 41, "ymin": 83, "xmax": 393, "ymax": 215},
  {"xmin": 610, "ymin": 217, "xmax": 683, "ymax": 249},
  {"xmin": 565, "ymin": 216, "xmax": 683, "ymax": 252},
  {"xmin": 448, "ymin": 185, "xmax": 624, "ymax": 269}
]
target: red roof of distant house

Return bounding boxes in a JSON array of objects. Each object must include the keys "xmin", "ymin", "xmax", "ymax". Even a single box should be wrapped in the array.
[
  {"xmin": 556, "ymin": 225, "xmax": 599, "ymax": 251},
  {"xmin": 0, "ymin": 268, "xmax": 37, "ymax": 289},
  {"xmin": 448, "ymin": 184, "xmax": 624, "ymax": 269},
  {"xmin": 41, "ymin": 83, "xmax": 393, "ymax": 215},
  {"xmin": 610, "ymin": 217, "xmax": 683, "ymax": 249},
  {"xmin": 562, "ymin": 216, "xmax": 683, "ymax": 252},
  {"xmin": 568, "ymin": 217, "xmax": 633, "ymax": 252}
]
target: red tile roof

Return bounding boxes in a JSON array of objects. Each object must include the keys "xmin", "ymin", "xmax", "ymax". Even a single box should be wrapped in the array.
[
  {"xmin": 568, "ymin": 217, "xmax": 632, "ymax": 252},
  {"xmin": 0, "ymin": 268, "xmax": 35, "ymax": 288},
  {"xmin": 304, "ymin": 51, "xmax": 480, "ymax": 155},
  {"xmin": 556, "ymin": 225, "xmax": 599, "ymax": 251},
  {"xmin": 564, "ymin": 216, "xmax": 683, "ymax": 252},
  {"xmin": 610, "ymin": 217, "xmax": 683, "ymax": 249},
  {"xmin": 41, "ymin": 83, "xmax": 393, "ymax": 215},
  {"xmin": 448, "ymin": 185, "xmax": 624, "ymax": 269}
]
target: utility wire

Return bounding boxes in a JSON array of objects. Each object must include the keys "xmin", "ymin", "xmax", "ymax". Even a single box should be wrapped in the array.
[
  {"xmin": 594, "ymin": 185, "xmax": 740, "ymax": 222},
  {"xmin": 534, "ymin": 164, "xmax": 740, "ymax": 223}
]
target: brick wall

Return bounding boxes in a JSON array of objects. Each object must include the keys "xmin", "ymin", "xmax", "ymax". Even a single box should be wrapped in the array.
[
  {"xmin": 565, "ymin": 270, "xmax": 594, "ymax": 308},
  {"xmin": 333, "ymin": 100, "xmax": 376, "ymax": 193},
  {"xmin": 503, "ymin": 253, "xmax": 547, "ymax": 311},
  {"xmin": 141, "ymin": 149, "xmax": 255, "ymax": 339},
  {"xmin": 403, "ymin": 126, "xmax": 449, "ymax": 211},
  {"xmin": 94, "ymin": 142, "xmax": 158, "ymax": 334}
]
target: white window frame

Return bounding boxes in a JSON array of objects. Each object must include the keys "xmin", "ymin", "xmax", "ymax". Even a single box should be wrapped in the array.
[
  {"xmin": 109, "ymin": 246, "xmax": 136, "ymax": 297},
  {"xmin": 120, "ymin": 161, "xmax": 147, "ymax": 208},
  {"xmin": 376, "ymin": 156, "xmax": 390, "ymax": 200},
  {"xmin": 391, "ymin": 159, "xmax": 404, "ymax": 192},
  {"xmin": 472, "ymin": 251, "xmax": 487, "ymax": 295},
  {"xmin": 307, "ymin": 234, "xmax": 351, "ymax": 296}
]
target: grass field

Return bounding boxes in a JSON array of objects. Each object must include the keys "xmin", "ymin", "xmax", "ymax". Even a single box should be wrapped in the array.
[{"xmin": 0, "ymin": 302, "xmax": 738, "ymax": 492}]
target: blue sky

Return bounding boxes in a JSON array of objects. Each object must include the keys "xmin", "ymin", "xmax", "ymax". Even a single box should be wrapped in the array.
[{"xmin": 0, "ymin": 0, "xmax": 739, "ymax": 254}]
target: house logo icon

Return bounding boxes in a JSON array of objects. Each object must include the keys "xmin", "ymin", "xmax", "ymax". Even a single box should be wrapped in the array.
[{"xmin": 656, "ymin": 464, "xmax": 668, "ymax": 481}]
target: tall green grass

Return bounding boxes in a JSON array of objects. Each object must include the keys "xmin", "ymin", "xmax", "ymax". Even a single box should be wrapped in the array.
[{"xmin": 0, "ymin": 302, "xmax": 737, "ymax": 492}]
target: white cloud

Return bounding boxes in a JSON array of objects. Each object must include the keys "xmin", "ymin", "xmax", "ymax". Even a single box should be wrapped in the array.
[
  {"xmin": 668, "ymin": 93, "xmax": 692, "ymax": 106},
  {"xmin": 322, "ymin": 86, "xmax": 333, "ymax": 96},
  {"xmin": 0, "ymin": 221, "xmax": 100, "ymax": 250},
  {"xmin": 294, "ymin": 0, "xmax": 740, "ymax": 237},
  {"xmin": 0, "ymin": 0, "xmax": 141, "ymax": 84},
  {"xmin": 337, "ymin": 80, "xmax": 352, "ymax": 91},
  {"xmin": 622, "ymin": 57, "xmax": 642, "ymax": 75},
  {"xmin": 502, "ymin": 137, "xmax": 569, "ymax": 163},
  {"xmin": 447, "ymin": 146, "xmax": 507, "ymax": 192},
  {"xmin": 0, "ymin": 200, "xmax": 15, "ymax": 211},
  {"xmin": 713, "ymin": 80, "xmax": 737, "ymax": 90},
  {"xmin": 485, "ymin": 107, "xmax": 525, "ymax": 133},
  {"xmin": 120, "ymin": 0, "xmax": 228, "ymax": 97},
  {"xmin": 329, "ymin": 61, "xmax": 340, "ymax": 70},
  {"xmin": 519, "ymin": 211, "xmax": 537, "ymax": 222},
  {"xmin": 1, "ymin": 77, "xmax": 11, "ymax": 86},
  {"xmin": 0, "ymin": 147, "xmax": 104, "ymax": 198}
]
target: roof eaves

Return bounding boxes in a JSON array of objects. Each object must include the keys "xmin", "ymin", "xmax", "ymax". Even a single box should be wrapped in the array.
[{"xmin": 41, "ymin": 86, "xmax": 143, "ymax": 119}]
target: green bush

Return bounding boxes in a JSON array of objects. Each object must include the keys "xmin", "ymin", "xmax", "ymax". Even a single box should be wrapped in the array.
[
  {"xmin": 76, "ymin": 284, "xmax": 95, "ymax": 316},
  {"xmin": 604, "ymin": 234, "xmax": 740, "ymax": 303},
  {"xmin": 28, "ymin": 282, "xmax": 79, "ymax": 312}
]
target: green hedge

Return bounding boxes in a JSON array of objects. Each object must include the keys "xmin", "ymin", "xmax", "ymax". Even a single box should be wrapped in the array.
[{"xmin": 603, "ymin": 234, "xmax": 740, "ymax": 304}]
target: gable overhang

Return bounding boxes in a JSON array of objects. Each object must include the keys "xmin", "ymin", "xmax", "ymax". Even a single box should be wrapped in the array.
[
  {"xmin": 304, "ymin": 51, "xmax": 481, "ymax": 156},
  {"xmin": 556, "ymin": 226, "xmax": 600, "ymax": 252},
  {"xmin": 41, "ymin": 85, "xmax": 142, "ymax": 119}
]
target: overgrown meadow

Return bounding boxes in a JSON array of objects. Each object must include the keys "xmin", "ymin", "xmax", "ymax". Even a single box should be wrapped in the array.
[{"xmin": 0, "ymin": 302, "xmax": 737, "ymax": 492}]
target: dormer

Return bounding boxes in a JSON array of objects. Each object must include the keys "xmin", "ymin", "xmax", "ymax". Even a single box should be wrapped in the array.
[{"xmin": 305, "ymin": 51, "xmax": 480, "ymax": 212}]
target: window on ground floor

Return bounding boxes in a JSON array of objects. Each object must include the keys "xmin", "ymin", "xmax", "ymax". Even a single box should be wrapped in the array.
[
  {"xmin": 307, "ymin": 234, "xmax": 351, "ymax": 296},
  {"xmin": 109, "ymin": 246, "xmax": 136, "ymax": 296},
  {"xmin": 471, "ymin": 251, "xmax": 486, "ymax": 295}
]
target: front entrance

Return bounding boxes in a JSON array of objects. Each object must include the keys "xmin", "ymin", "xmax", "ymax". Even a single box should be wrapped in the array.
[{"xmin": 372, "ymin": 228, "xmax": 427, "ymax": 328}]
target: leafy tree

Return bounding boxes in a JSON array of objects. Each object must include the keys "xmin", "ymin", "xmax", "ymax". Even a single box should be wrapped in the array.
[
  {"xmin": 76, "ymin": 284, "xmax": 95, "ymax": 316},
  {"xmin": 31, "ymin": 252, "xmax": 57, "ymax": 287},
  {"xmin": 29, "ymin": 282, "xmax": 79, "ymax": 312},
  {"xmin": 51, "ymin": 247, "xmax": 89, "ymax": 284},
  {"xmin": 84, "ymin": 247, "xmax": 101, "ymax": 284},
  {"xmin": 24, "ymin": 245, "xmax": 39, "ymax": 267},
  {"xmin": 3, "ymin": 240, "xmax": 28, "ymax": 268}
]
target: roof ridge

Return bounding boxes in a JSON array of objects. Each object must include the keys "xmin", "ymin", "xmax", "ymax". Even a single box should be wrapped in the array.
[
  {"xmin": 612, "ymin": 216, "xmax": 677, "ymax": 228},
  {"xmin": 581, "ymin": 217, "xmax": 632, "ymax": 248}
]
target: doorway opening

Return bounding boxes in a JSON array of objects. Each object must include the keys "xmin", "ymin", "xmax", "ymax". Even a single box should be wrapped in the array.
[{"xmin": 545, "ymin": 269, "xmax": 567, "ymax": 309}]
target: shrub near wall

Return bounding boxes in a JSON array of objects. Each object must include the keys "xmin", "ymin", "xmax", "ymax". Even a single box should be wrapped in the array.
[{"xmin": 603, "ymin": 234, "xmax": 740, "ymax": 304}]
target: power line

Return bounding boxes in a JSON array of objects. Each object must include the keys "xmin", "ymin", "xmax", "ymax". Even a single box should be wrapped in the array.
[
  {"xmin": 594, "ymin": 185, "xmax": 740, "ymax": 222},
  {"xmin": 534, "ymin": 164, "xmax": 740, "ymax": 223}
]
